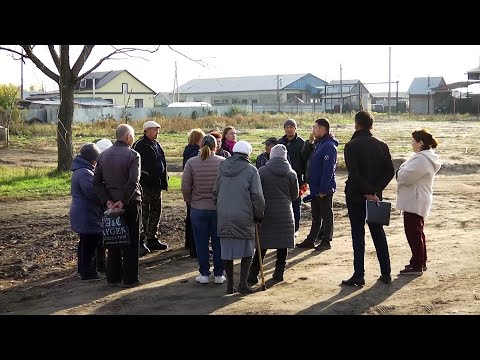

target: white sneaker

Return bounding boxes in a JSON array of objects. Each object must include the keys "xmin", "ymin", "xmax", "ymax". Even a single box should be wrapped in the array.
[
  {"xmin": 214, "ymin": 275, "xmax": 226, "ymax": 284},
  {"xmin": 195, "ymin": 274, "xmax": 210, "ymax": 284}
]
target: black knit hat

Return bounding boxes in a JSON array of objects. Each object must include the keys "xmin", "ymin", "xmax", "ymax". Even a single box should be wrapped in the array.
[{"xmin": 80, "ymin": 143, "xmax": 100, "ymax": 162}]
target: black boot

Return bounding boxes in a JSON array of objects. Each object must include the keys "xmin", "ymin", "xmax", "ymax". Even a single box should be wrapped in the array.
[
  {"xmin": 247, "ymin": 265, "xmax": 259, "ymax": 285},
  {"xmin": 223, "ymin": 260, "xmax": 234, "ymax": 294},
  {"xmin": 272, "ymin": 265, "xmax": 285, "ymax": 281},
  {"xmin": 237, "ymin": 257, "xmax": 254, "ymax": 294}
]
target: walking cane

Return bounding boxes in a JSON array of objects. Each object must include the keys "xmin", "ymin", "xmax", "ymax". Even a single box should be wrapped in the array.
[{"xmin": 255, "ymin": 223, "xmax": 267, "ymax": 291}]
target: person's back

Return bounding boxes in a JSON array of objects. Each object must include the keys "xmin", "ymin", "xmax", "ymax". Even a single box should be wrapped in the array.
[
  {"xmin": 344, "ymin": 129, "xmax": 394, "ymax": 204},
  {"xmin": 93, "ymin": 124, "xmax": 142, "ymax": 288},
  {"xmin": 342, "ymin": 110, "xmax": 394, "ymax": 287},
  {"xmin": 94, "ymin": 143, "xmax": 142, "ymax": 204}
]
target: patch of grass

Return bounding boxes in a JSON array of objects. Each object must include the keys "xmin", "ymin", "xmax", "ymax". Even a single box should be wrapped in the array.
[
  {"xmin": 0, "ymin": 166, "xmax": 71, "ymax": 201},
  {"xmin": 167, "ymin": 175, "xmax": 181, "ymax": 192}
]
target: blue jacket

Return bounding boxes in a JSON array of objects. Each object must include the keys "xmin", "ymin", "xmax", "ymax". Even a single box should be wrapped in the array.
[
  {"xmin": 308, "ymin": 134, "xmax": 338, "ymax": 197},
  {"xmin": 70, "ymin": 156, "xmax": 103, "ymax": 234}
]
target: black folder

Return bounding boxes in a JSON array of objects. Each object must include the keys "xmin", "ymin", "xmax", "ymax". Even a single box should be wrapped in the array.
[{"xmin": 365, "ymin": 200, "xmax": 391, "ymax": 226}]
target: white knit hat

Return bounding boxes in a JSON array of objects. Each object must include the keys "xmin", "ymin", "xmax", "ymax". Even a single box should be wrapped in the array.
[
  {"xmin": 270, "ymin": 144, "xmax": 288, "ymax": 160},
  {"xmin": 96, "ymin": 138, "xmax": 113, "ymax": 153},
  {"xmin": 143, "ymin": 120, "xmax": 161, "ymax": 130},
  {"xmin": 233, "ymin": 140, "xmax": 252, "ymax": 156}
]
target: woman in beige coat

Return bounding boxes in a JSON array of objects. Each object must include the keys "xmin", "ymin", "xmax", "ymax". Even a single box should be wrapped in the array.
[{"xmin": 396, "ymin": 129, "xmax": 441, "ymax": 275}]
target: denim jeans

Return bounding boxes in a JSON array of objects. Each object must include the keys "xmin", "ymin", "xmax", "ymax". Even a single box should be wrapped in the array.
[
  {"xmin": 347, "ymin": 201, "xmax": 391, "ymax": 278},
  {"xmin": 190, "ymin": 208, "xmax": 223, "ymax": 276}
]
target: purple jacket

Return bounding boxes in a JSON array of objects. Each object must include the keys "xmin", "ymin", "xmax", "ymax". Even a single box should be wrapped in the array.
[{"xmin": 70, "ymin": 155, "xmax": 103, "ymax": 234}]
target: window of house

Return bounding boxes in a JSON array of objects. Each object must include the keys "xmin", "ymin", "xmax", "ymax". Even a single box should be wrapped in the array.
[
  {"xmin": 122, "ymin": 83, "xmax": 128, "ymax": 94},
  {"xmin": 80, "ymin": 78, "xmax": 87, "ymax": 88},
  {"xmin": 232, "ymin": 99, "xmax": 238, "ymax": 104},
  {"xmin": 222, "ymin": 99, "xmax": 228, "ymax": 104},
  {"xmin": 213, "ymin": 99, "xmax": 220, "ymax": 104},
  {"xmin": 135, "ymin": 99, "xmax": 143, "ymax": 108},
  {"xmin": 105, "ymin": 98, "xmax": 114, "ymax": 105},
  {"xmin": 252, "ymin": 99, "xmax": 258, "ymax": 104},
  {"xmin": 241, "ymin": 99, "xmax": 248, "ymax": 104}
]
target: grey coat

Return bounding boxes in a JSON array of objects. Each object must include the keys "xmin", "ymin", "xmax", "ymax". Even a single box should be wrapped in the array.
[
  {"xmin": 258, "ymin": 157, "xmax": 299, "ymax": 249},
  {"xmin": 213, "ymin": 153, "xmax": 265, "ymax": 240}
]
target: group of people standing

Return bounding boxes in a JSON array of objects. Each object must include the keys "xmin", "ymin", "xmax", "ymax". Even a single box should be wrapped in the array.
[
  {"xmin": 70, "ymin": 121, "xmax": 170, "ymax": 287},
  {"xmin": 70, "ymin": 109, "xmax": 441, "ymax": 292}
]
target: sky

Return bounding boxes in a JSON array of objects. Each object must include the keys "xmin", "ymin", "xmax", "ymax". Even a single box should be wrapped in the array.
[{"xmin": 1, "ymin": 45, "xmax": 479, "ymax": 94}]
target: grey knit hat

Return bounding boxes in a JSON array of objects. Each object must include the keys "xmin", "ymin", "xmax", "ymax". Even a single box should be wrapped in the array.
[
  {"xmin": 270, "ymin": 144, "xmax": 288, "ymax": 160},
  {"xmin": 283, "ymin": 118, "xmax": 297, "ymax": 128},
  {"xmin": 80, "ymin": 143, "xmax": 100, "ymax": 162}
]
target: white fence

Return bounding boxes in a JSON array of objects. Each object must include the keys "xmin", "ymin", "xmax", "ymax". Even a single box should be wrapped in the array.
[{"xmin": 24, "ymin": 103, "xmax": 338, "ymax": 124}]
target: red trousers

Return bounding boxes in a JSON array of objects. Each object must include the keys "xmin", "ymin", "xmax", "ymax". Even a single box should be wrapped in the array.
[{"xmin": 403, "ymin": 211, "xmax": 427, "ymax": 270}]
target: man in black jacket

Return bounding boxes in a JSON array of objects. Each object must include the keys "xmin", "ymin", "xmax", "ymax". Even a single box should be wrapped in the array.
[
  {"xmin": 278, "ymin": 119, "xmax": 305, "ymax": 234},
  {"xmin": 133, "ymin": 121, "xmax": 169, "ymax": 255},
  {"xmin": 342, "ymin": 111, "xmax": 394, "ymax": 286}
]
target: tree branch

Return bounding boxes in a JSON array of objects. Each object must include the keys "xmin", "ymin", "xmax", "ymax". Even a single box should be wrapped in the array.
[
  {"xmin": 167, "ymin": 45, "xmax": 208, "ymax": 68},
  {"xmin": 20, "ymin": 45, "xmax": 60, "ymax": 83},
  {"xmin": 71, "ymin": 45, "xmax": 95, "ymax": 77},
  {"xmin": 48, "ymin": 45, "xmax": 60, "ymax": 71},
  {"xmin": 77, "ymin": 46, "xmax": 160, "ymax": 81}
]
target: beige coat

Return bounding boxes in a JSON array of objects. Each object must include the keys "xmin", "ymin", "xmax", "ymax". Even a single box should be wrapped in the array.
[
  {"xmin": 181, "ymin": 153, "xmax": 225, "ymax": 210},
  {"xmin": 396, "ymin": 149, "xmax": 441, "ymax": 218}
]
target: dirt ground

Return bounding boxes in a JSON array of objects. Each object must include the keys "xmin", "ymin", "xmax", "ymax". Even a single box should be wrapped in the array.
[{"xmin": 1, "ymin": 121, "xmax": 480, "ymax": 314}]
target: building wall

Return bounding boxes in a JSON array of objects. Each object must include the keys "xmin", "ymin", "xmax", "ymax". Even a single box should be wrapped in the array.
[
  {"xmin": 181, "ymin": 90, "xmax": 309, "ymax": 105},
  {"xmin": 76, "ymin": 71, "xmax": 155, "ymax": 107}
]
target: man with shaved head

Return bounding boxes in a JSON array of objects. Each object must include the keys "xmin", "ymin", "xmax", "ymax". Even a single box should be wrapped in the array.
[{"xmin": 93, "ymin": 123, "xmax": 143, "ymax": 288}]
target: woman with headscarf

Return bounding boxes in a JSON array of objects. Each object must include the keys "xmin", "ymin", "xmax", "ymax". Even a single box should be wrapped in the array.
[
  {"xmin": 213, "ymin": 141, "xmax": 265, "ymax": 294},
  {"xmin": 248, "ymin": 144, "xmax": 299, "ymax": 285}
]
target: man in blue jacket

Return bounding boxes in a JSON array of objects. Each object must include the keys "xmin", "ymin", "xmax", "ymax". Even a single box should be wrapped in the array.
[{"xmin": 300, "ymin": 118, "xmax": 338, "ymax": 250}]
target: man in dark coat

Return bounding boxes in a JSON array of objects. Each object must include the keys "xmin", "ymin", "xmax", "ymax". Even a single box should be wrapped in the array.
[
  {"xmin": 278, "ymin": 119, "xmax": 305, "ymax": 234},
  {"xmin": 255, "ymin": 137, "xmax": 277, "ymax": 169},
  {"xmin": 342, "ymin": 110, "xmax": 395, "ymax": 287},
  {"xmin": 133, "ymin": 120, "xmax": 169, "ymax": 255},
  {"xmin": 93, "ymin": 124, "xmax": 142, "ymax": 288}
]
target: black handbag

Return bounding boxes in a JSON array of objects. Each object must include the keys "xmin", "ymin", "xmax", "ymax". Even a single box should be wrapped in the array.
[
  {"xmin": 365, "ymin": 200, "xmax": 391, "ymax": 226},
  {"xmin": 102, "ymin": 209, "xmax": 130, "ymax": 248}
]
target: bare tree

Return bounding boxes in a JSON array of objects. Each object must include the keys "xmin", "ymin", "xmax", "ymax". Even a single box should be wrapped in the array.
[{"xmin": 0, "ymin": 45, "xmax": 160, "ymax": 171}]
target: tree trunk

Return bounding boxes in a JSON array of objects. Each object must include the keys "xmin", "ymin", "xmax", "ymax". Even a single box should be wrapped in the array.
[{"xmin": 57, "ymin": 76, "xmax": 75, "ymax": 172}]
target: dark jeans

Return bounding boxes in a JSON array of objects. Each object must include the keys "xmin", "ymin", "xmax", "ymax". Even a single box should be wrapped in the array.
[
  {"xmin": 292, "ymin": 197, "xmax": 301, "ymax": 232},
  {"xmin": 190, "ymin": 208, "xmax": 223, "ymax": 276},
  {"xmin": 347, "ymin": 201, "xmax": 391, "ymax": 278},
  {"xmin": 403, "ymin": 211, "xmax": 426, "ymax": 269},
  {"xmin": 251, "ymin": 248, "xmax": 288, "ymax": 270},
  {"xmin": 106, "ymin": 201, "xmax": 142, "ymax": 285},
  {"xmin": 78, "ymin": 233, "xmax": 103, "ymax": 277},
  {"xmin": 307, "ymin": 194, "xmax": 333, "ymax": 243},
  {"xmin": 185, "ymin": 203, "xmax": 196, "ymax": 256}
]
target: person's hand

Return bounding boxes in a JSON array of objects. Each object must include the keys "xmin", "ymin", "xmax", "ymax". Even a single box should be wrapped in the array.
[
  {"xmin": 106, "ymin": 200, "xmax": 114, "ymax": 209},
  {"xmin": 364, "ymin": 194, "xmax": 380, "ymax": 205},
  {"xmin": 309, "ymin": 132, "xmax": 315, "ymax": 143},
  {"xmin": 112, "ymin": 200, "xmax": 124, "ymax": 209}
]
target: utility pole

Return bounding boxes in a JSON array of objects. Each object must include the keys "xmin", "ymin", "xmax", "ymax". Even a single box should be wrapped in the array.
[
  {"xmin": 388, "ymin": 46, "xmax": 391, "ymax": 115},
  {"xmin": 20, "ymin": 48, "xmax": 24, "ymax": 100},
  {"xmin": 277, "ymin": 74, "xmax": 280, "ymax": 113},
  {"xmin": 340, "ymin": 64, "xmax": 343, "ymax": 113}
]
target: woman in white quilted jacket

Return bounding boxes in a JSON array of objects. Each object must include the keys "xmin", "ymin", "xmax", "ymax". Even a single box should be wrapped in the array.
[{"xmin": 396, "ymin": 129, "xmax": 441, "ymax": 275}]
